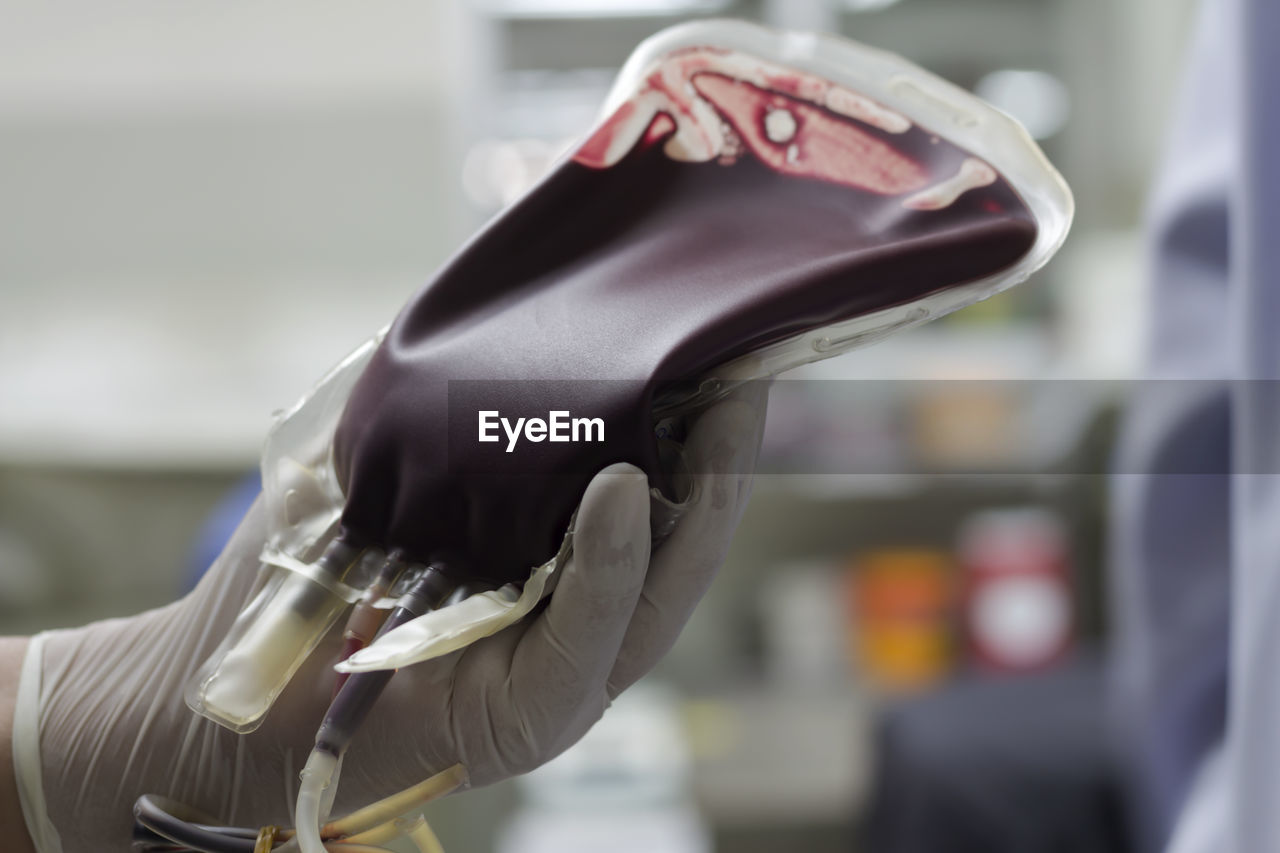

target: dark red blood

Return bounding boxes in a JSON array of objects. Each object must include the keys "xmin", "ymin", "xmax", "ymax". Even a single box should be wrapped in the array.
[
  {"xmin": 334, "ymin": 58, "xmax": 1039, "ymax": 584},
  {"xmin": 692, "ymin": 72, "xmax": 929, "ymax": 195},
  {"xmin": 573, "ymin": 99, "xmax": 637, "ymax": 169},
  {"xmin": 643, "ymin": 113, "xmax": 677, "ymax": 145},
  {"xmin": 761, "ymin": 72, "xmax": 805, "ymax": 97}
]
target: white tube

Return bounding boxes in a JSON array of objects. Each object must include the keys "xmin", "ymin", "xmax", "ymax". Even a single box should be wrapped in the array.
[
  {"xmin": 295, "ymin": 748, "xmax": 340, "ymax": 853},
  {"xmin": 187, "ymin": 565, "xmax": 352, "ymax": 733}
]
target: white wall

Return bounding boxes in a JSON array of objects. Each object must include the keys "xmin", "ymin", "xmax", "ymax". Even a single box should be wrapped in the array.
[{"xmin": 0, "ymin": 1, "xmax": 472, "ymax": 465}]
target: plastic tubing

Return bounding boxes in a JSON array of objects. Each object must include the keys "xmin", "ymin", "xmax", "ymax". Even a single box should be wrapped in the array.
[
  {"xmin": 398, "ymin": 815, "xmax": 445, "ymax": 853},
  {"xmin": 293, "ymin": 567, "xmax": 455, "ymax": 853},
  {"xmin": 133, "ymin": 795, "xmax": 259, "ymax": 853},
  {"xmin": 295, "ymin": 751, "xmax": 340, "ymax": 853},
  {"xmin": 334, "ymin": 557, "xmax": 404, "ymax": 695},
  {"xmin": 314, "ymin": 567, "xmax": 454, "ymax": 756},
  {"xmin": 131, "ymin": 765, "xmax": 465, "ymax": 852},
  {"xmin": 319, "ymin": 765, "xmax": 465, "ymax": 840},
  {"xmin": 336, "ymin": 817, "xmax": 400, "ymax": 847}
]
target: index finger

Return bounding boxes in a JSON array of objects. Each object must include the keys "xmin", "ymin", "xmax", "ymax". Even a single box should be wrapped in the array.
[{"xmin": 607, "ymin": 380, "xmax": 769, "ymax": 694}]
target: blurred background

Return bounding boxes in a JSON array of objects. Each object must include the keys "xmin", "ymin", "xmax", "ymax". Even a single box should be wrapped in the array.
[{"xmin": 0, "ymin": 0, "xmax": 1200, "ymax": 851}]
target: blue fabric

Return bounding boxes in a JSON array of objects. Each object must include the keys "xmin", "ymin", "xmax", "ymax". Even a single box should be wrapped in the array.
[
  {"xmin": 1108, "ymin": 0, "xmax": 1237, "ymax": 843},
  {"xmin": 184, "ymin": 472, "xmax": 260, "ymax": 593},
  {"xmin": 1111, "ymin": 0, "xmax": 1280, "ymax": 849}
]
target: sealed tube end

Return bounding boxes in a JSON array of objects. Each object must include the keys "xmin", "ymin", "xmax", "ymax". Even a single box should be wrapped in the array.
[{"xmin": 186, "ymin": 541, "xmax": 362, "ymax": 733}]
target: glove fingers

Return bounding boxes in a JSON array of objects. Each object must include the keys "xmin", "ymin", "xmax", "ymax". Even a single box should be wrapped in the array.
[
  {"xmin": 507, "ymin": 463, "xmax": 652, "ymax": 734},
  {"xmin": 607, "ymin": 381, "xmax": 768, "ymax": 696}
]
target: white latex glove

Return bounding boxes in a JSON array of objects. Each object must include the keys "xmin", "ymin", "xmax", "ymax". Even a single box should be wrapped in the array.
[{"xmin": 13, "ymin": 381, "xmax": 768, "ymax": 853}]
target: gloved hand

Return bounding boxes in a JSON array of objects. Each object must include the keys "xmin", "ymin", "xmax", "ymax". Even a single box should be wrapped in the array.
[{"xmin": 14, "ymin": 381, "xmax": 768, "ymax": 853}]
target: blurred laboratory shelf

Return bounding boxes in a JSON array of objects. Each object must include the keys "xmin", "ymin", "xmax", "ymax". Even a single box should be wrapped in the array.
[
  {"xmin": 0, "ymin": 464, "xmax": 242, "ymax": 633},
  {"xmin": 778, "ymin": 229, "xmax": 1146, "ymax": 384},
  {"xmin": 836, "ymin": 0, "xmax": 1060, "ymax": 70},
  {"xmin": 686, "ymin": 684, "xmax": 873, "ymax": 827},
  {"xmin": 786, "ymin": 322, "xmax": 1057, "ymax": 381},
  {"xmin": 474, "ymin": 0, "xmax": 734, "ymax": 19},
  {"xmin": 416, "ymin": 680, "xmax": 871, "ymax": 853},
  {"xmin": 0, "ymin": 274, "xmax": 408, "ymax": 469},
  {"xmin": 724, "ymin": 473, "xmax": 1104, "ymax": 577},
  {"xmin": 0, "ymin": 3, "xmax": 475, "ymax": 470}
]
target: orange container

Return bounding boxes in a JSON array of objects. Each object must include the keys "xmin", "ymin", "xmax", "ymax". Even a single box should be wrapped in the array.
[{"xmin": 848, "ymin": 549, "xmax": 955, "ymax": 692}]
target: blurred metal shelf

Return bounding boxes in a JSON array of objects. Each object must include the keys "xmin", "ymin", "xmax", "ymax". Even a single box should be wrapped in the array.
[
  {"xmin": 687, "ymin": 684, "xmax": 873, "ymax": 826},
  {"xmin": 0, "ymin": 272, "xmax": 417, "ymax": 469},
  {"xmin": 475, "ymin": 0, "xmax": 732, "ymax": 19}
]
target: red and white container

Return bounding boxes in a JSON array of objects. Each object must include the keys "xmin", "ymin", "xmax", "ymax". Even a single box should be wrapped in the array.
[{"xmin": 958, "ymin": 508, "xmax": 1072, "ymax": 674}]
